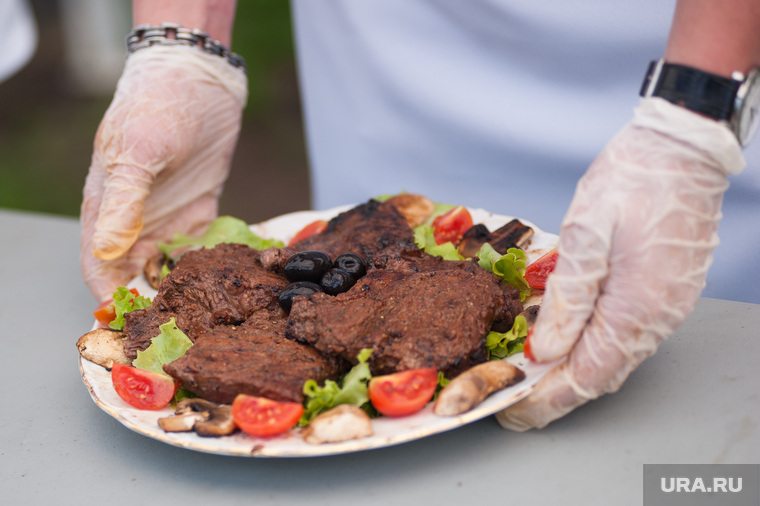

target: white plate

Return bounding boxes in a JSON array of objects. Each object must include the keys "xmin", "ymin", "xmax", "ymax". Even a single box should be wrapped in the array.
[{"xmin": 79, "ymin": 204, "xmax": 559, "ymax": 458}]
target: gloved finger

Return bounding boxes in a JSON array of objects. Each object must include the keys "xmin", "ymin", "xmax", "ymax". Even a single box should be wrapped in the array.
[
  {"xmin": 82, "ymin": 194, "xmax": 218, "ymax": 301},
  {"xmin": 494, "ymin": 362, "xmax": 582, "ymax": 432},
  {"xmin": 526, "ymin": 154, "xmax": 617, "ymax": 363},
  {"xmin": 91, "ymin": 163, "xmax": 154, "ymax": 261},
  {"xmin": 496, "ymin": 290, "xmax": 648, "ymax": 431}
]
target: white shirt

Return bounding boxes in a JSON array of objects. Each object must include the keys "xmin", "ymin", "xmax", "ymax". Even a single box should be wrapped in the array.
[
  {"xmin": 291, "ymin": 0, "xmax": 760, "ymax": 303},
  {"xmin": 0, "ymin": 0, "xmax": 37, "ymax": 83}
]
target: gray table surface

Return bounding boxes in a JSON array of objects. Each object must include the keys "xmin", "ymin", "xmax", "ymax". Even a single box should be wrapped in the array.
[{"xmin": 1, "ymin": 209, "xmax": 758, "ymax": 506}]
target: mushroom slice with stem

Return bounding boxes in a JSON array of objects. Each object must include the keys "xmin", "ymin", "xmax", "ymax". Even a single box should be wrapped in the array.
[
  {"xmin": 195, "ymin": 404, "xmax": 236, "ymax": 436},
  {"xmin": 158, "ymin": 410, "xmax": 210, "ymax": 432},
  {"xmin": 158, "ymin": 398, "xmax": 237, "ymax": 437},
  {"xmin": 434, "ymin": 360, "xmax": 525, "ymax": 416},
  {"xmin": 143, "ymin": 253, "xmax": 172, "ymax": 290},
  {"xmin": 77, "ymin": 328, "xmax": 131, "ymax": 369},
  {"xmin": 302, "ymin": 404, "xmax": 374, "ymax": 444}
]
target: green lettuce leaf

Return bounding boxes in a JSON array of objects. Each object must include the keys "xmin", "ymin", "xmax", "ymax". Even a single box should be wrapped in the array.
[
  {"xmin": 433, "ymin": 371, "xmax": 451, "ymax": 400},
  {"xmin": 109, "ymin": 286, "xmax": 152, "ymax": 330},
  {"xmin": 477, "ymin": 243, "xmax": 531, "ymax": 301},
  {"xmin": 158, "ymin": 216, "xmax": 284, "ymax": 257},
  {"xmin": 300, "ymin": 348, "xmax": 373, "ymax": 425},
  {"xmin": 132, "ymin": 318, "xmax": 193, "ymax": 376},
  {"xmin": 486, "ymin": 314, "xmax": 529, "ymax": 359},
  {"xmin": 413, "ymin": 224, "xmax": 465, "ymax": 261}
]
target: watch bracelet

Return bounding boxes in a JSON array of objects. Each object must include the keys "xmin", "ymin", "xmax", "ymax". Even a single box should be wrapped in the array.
[
  {"xmin": 126, "ymin": 23, "xmax": 246, "ymax": 73},
  {"xmin": 640, "ymin": 59, "xmax": 739, "ymax": 121}
]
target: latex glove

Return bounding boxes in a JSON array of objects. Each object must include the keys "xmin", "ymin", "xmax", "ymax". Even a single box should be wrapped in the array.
[
  {"xmin": 496, "ymin": 97, "xmax": 745, "ymax": 431},
  {"xmin": 81, "ymin": 45, "xmax": 247, "ymax": 302}
]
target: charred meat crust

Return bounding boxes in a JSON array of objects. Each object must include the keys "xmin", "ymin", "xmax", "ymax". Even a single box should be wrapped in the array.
[
  {"xmin": 123, "ymin": 243, "xmax": 289, "ymax": 359},
  {"xmin": 285, "ymin": 256, "xmax": 520, "ymax": 376},
  {"xmin": 153, "ymin": 243, "xmax": 287, "ymax": 327},
  {"xmin": 163, "ymin": 313, "xmax": 347, "ymax": 404},
  {"xmin": 261, "ymin": 199, "xmax": 420, "ymax": 274}
]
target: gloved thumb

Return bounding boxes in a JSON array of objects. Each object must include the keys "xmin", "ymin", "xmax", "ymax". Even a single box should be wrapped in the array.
[{"xmin": 91, "ymin": 162, "xmax": 154, "ymax": 260}]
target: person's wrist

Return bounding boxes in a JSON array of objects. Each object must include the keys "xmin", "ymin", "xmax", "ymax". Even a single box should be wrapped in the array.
[{"xmin": 132, "ymin": 0, "xmax": 237, "ymax": 46}]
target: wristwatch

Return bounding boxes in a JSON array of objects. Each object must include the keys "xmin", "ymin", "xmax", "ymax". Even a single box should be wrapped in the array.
[{"xmin": 640, "ymin": 58, "xmax": 760, "ymax": 146}]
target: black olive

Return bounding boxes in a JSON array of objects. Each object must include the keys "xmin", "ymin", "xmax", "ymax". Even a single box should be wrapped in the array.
[
  {"xmin": 283, "ymin": 251, "xmax": 332, "ymax": 283},
  {"xmin": 333, "ymin": 252, "xmax": 366, "ymax": 280},
  {"xmin": 320, "ymin": 268, "xmax": 356, "ymax": 296},
  {"xmin": 278, "ymin": 281, "xmax": 323, "ymax": 312}
]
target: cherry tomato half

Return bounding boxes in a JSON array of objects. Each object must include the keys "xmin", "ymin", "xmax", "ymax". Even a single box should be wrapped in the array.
[
  {"xmin": 288, "ymin": 220, "xmax": 328, "ymax": 246},
  {"xmin": 93, "ymin": 300, "xmax": 116, "ymax": 328},
  {"xmin": 368, "ymin": 367, "xmax": 438, "ymax": 417},
  {"xmin": 432, "ymin": 206, "xmax": 473, "ymax": 245},
  {"xmin": 231, "ymin": 394, "xmax": 304, "ymax": 437},
  {"xmin": 93, "ymin": 288, "xmax": 141, "ymax": 328},
  {"xmin": 111, "ymin": 363, "xmax": 177, "ymax": 410},
  {"xmin": 524, "ymin": 248, "xmax": 559, "ymax": 290}
]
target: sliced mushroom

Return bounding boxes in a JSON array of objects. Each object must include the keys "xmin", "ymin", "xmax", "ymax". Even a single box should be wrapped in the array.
[
  {"xmin": 456, "ymin": 219, "xmax": 534, "ymax": 258},
  {"xmin": 77, "ymin": 328, "xmax": 130, "ymax": 369},
  {"xmin": 195, "ymin": 404, "xmax": 236, "ymax": 436},
  {"xmin": 488, "ymin": 219, "xmax": 534, "ymax": 253},
  {"xmin": 158, "ymin": 398, "xmax": 237, "ymax": 437},
  {"xmin": 434, "ymin": 360, "xmax": 525, "ymax": 416},
  {"xmin": 158, "ymin": 410, "xmax": 210, "ymax": 432},
  {"xmin": 386, "ymin": 193, "xmax": 436, "ymax": 228},
  {"xmin": 302, "ymin": 404, "xmax": 374, "ymax": 444},
  {"xmin": 143, "ymin": 253, "xmax": 171, "ymax": 290},
  {"xmin": 519, "ymin": 305, "xmax": 540, "ymax": 330},
  {"xmin": 457, "ymin": 224, "xmax": 491, "ymax": 258}
]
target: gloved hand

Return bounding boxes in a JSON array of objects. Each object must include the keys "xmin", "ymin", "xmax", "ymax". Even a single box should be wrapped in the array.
[
  {"xmin": 496, "ymin": 97, "xmax": 745, "ymax": 431},
  {"xmin": 81, "ymin": 45, "xmax": 247, "ymax": 302}
]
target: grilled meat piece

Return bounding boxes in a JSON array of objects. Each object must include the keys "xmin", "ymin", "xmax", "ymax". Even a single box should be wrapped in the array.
[
  {"xmin": 368, "ymin": 252, "xmax": 523, "ymax": 333},
  {"xmin": 123, "ymin": 243, "xmax": 289, "ymax": 359},
  {"xmin": 163, "ymin": 312, "xmax": 346, "ymax": 404},
  {"xmin": 262, "ymin": 199, "xmax": 419, "ymax": 273},
  {"xmin": 286, "ymin": 257, "xmax": 521, "ymax": 376},
  {"xmin": 123, "ymin": 307, "xmax": 185, "ymax": 360},
  {"xmin": 154, "ymin": 243, "xmax": 288, "ymax": 325}
]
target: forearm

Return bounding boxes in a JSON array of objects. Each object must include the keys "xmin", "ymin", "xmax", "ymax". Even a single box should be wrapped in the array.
[
  {"xmin": 665, "ymin": 0, "xmax": 760, "ymax": 76},
  {"xmin": 133, "ymin": 0, "xmax": 237, "ymax": 46}
]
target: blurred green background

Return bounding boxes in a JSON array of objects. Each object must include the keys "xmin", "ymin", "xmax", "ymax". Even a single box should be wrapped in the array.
[{"xmin": 0, "ymin": 0, "xmax": 310, "ymax": 225}]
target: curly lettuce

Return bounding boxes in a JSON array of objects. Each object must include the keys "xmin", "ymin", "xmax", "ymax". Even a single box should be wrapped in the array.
[
  {"xmin": 477, "ymin": 243, "xmax": 531, "ymax": 301},
  {"xmin": 486, "ymin": 314, "xmax": 529, "ymax": 359},
  {"xmin": 109, "ymin": 286, "xmax": 152, "ymax": 330},
  {"xmin": 299, "ymin": 348, "xmax": 374, "ymax": 425},
  {"xmin": 158, "ymin": 216, "xmax": 284, "ymax": 258}
]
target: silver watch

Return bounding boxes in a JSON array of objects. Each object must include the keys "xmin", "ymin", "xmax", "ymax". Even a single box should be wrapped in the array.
[{"xmin": 640, "ymin": 59, "xmax": 760, "ymax": 146}]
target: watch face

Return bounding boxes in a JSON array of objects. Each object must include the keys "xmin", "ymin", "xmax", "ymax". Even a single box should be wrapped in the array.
[{"xmin": 736, "ymin": 69, "xmax": 760, "ymax": 146}]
